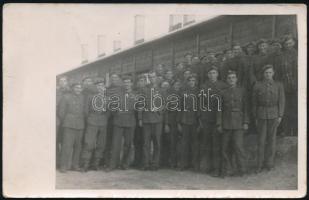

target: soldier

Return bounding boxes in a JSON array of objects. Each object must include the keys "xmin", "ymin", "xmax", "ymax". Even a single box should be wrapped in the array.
[
  {"xmin": 174, "ymin": 62, "xmax": 186, "ymax": 81},
  {"xmin": 82, "ymin": 77, "xmax": 97, "ymax": 96},
  {"xmin": 220, "ymin": 49, "xmax": 234, "ymax": 81},
  {"xmin": 80, "ymin": 78, "xmax": 109, "ymax": 172},
  {"xmin": 107, "ymin": 75, "xmax": 136, "ymax": 171},
  {"xmin": 252, "ymin": 65, "xmax": 285, "ymax": 172},
  {"xmin": 280, "ymin": 37, "xmax": 298, "ymax": 136},
  {"xmin": 138, "ymin": 71, "xmax": 165, "ymax": 170},
  {"xmin": 182, "ymin": 69, "xmax": 192, "ymax": 85},
  {"xmin": 164, "ymin": 69, "xmax": 175, "ymax": 86},
  {"xmin": 199, "ymin": 66, "xmax": 228, "ymax": 176},
  {"xmin": 156, "ymin": 64, "xmax": 165, "ymax": 77},
  {"xmin": 269, "ymin": 40, "xmax": 285, "ymax": 82},
  {"xmin": 221, "ymin": 45, "xmax": 248, "ymax": 87},
  {"xmin": 166, "ymin": 80, "xmax": 182, "ymax": 168},
  {"xmin": 132, "ymin": 74, "xmax": 147, "ymax": 168},
  {"xmin": 250, "ymin": 39, "xmax": 272, "ymax": 85},
  {"xmin": 178, "ymin": 75, "xmax": 200, "ymax": 171},
  {"xmin": 184, "ymin": 52, "xmax": 193, "ymax": 66},
  {"xmin": 58, "ymin": 83, "xmax": 85, "ymax": 173},
  {"xmin": 217, "ymin": 70, "xmax": 249, "ymax": 177},
  {"xmin": 56, "ymin": 76, "xmax": 70, "ymax": 169}
]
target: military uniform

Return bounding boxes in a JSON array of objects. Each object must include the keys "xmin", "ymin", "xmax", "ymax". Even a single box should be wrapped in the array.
[
  {"xmin": 109, "ymin": 88, "xmax": 136, "ymax": 169},
  {"xmin": 178, "ymin": 85, "xmax": 200, "ymax": 170},
  {"xmin": 250, "ymin": 53, "xmax": 272, "ymax": 84},
  {"xmin": 58, "ymin": 92, "xmax": 85, "ymax": 171},
  {"xmin": 80, "ymin": 92, "xmax": 109, "ymax": 170},
  {"xmin": 199, "ymin": 80, "xmax": 228, "ymax": 174},
  {"xmin": 138, "ymin": 84, "xmax": 164, "ymax": 169},
  {"xmin": 252, "ymin": 79, "xmax": 285, "ymax": 170},
  {"xmin": 217, "ymin": 85, "xmax": 249, "ymax": 176}
]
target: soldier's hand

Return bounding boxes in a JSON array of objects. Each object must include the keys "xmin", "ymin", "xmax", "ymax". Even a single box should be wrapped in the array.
[
  {"xmin": 138, "ymin": 120, "xmax": 143, "ymax": 127},
  {"xmin": 217, "ymin": 126, "xmax": 223, "ymax": 133},
  {"xmin": 243, "ymin": 123, "xmax": 249, "ymax": 130},
  {"xmin": 164, "ymin": 124, "xmax": 170, "ymax": 133},
  {"xmin": 177, "ymin": 123, "xmax": 182, "ymax": 132},
  {"xmin": 277, "ymin": 117, "xmax": 282, "ymax": 124}
]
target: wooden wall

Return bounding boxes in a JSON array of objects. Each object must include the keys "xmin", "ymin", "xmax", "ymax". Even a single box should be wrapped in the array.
[{"xmin": 60, "ymin": 15, "xmax": 297, "ymax": 82}]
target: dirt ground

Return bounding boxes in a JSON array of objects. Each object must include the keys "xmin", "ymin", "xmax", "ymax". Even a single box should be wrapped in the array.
[
  {"xmin": 56, "ymin": 136, "xmax": 298, "ymax": 190},
  {"xmin": 56, "ymin": 161, "xmax": 297, "ymax": 190}
]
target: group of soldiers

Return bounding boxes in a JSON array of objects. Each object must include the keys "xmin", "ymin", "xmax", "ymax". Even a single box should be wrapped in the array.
[{"xmin": 56, "ymin": 35, "xmax": 297, "ymax": 178}]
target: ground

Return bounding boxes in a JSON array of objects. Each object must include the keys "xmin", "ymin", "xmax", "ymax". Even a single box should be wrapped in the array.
[{"xmin": 56, "ymin": 136, "xmax": 297, "ymax": 190}]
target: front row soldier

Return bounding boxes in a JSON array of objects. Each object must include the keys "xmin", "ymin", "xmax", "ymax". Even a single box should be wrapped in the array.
[
  {"xmin": 252, "ymin": 65, "xmax": 285, "ymax": 173},
  {"xmin": 58, "ymin": 83, "xmax": 85, "ymax": 173},
  {"xmin": 217, "ymin": 70, "xmax": 249, "ymax": 177},
  {"xmin": 107, "ymin": 76, "xmax": 136, "ymax": 171},
  {"xmin": 80, "ymin": 79, "xmax": 109, "ymax": 172},
  {"xmin": 139, "ymin": 71, "xmax": 164, "ymax": 171},
  {"xmin": 178, "ymin": 75, "xmax": 200, "ymax": 171},
  {"xmin": 199, "ymin": 66, "xmax": 227, "ymax": 176}
]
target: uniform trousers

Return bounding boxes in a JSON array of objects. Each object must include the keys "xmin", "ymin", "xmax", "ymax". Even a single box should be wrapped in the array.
[
  {"xmin": 257, "ymin": 119, "xmax": 279, "ymax": 169},
  {"xmin": 133, "ymin": 126, "xmax": 143, "ymax": 167},
  {"xmin": 222, "ymin": 130, "xmax": 246, "ymax": 175},
  {"xmin": 56, "ymin": 123, "xmax": 62, "ymax": 169},
  {"xmin": 81, "ymin": 125, "xmax": 107, "ymax": 167},
  {"xmin": 110, "ymin": 126, "xmax": 135, "ymax": 169},
  {"xmin": 143, "ymin": 123, "xmax": 163, "ymax": 168},
  {"xmin": 179, "ymin": 124, "xmax": 199, "ymax": 169},
  {"xmin": 200, "ymin": 122, "xmax": 222, "ymax": 173},
  {"xmin": 59, "ymin": 127, "xmax": 83, "ymax": 171}
]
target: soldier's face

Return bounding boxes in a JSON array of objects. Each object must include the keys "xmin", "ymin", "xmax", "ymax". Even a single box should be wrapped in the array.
[
  {"xmin": 59, "ymin": 77, "xmax": 68, "ymax": 88},
  {"xmin": 83, "ymin": 78, "xmax": 93, "ymax": 87},
  {"xmin": 264, "ymin": 68, "xmax": 274, "ymax": 80},
  {"xmin": 225, "ymin": 50, "xmax": 234, "ymax": 59},
  {"xmin": 173, "ymin": 82, "xmax": 181, "ymax": 91},
  {"xmin": 201, "ymin": 57, "xmax": 208, "ymax": 64},
  {"xmin": 176, "ymin": 63, "xmax": 184, "ymax": 71},
  {"xmin": 227, "ymin": 74, "xmax": 237, "ymax": 86},
  {"xmin": 138, "ymin": 78, "xmax": 146, "ymax": 87},
  {"xmin": 165, "ymin": 71, "xmax": 173, "ymax": 80},
  {"xmin": 233, "ymin": 46, "xmax": 242, "ymax": 56},
  {"xmin": 73, "ymin": 85, "xmax": 83, "ymax": 94},
  {"xmin": 149, "ymin": 73, "xmax": 157, "ymax": 85},
  {"xmin": 188, "ymin": 78, "xmax": 196, "ymax": 87},
  {"xmin": 259, "ymin": 43, "xmax": 268, "ymax": 53},
  {"xmin": 123, "ymin": 79, "xmax": 133, "ymax": 90},
  {"xmin": 207, "ymin": 70, "xmax": 218, "ymax": 82},
  {"xmin": 156, "ymin": 65, "xmax": 164, "ymax": 73},
  {"xmin": 161, "ymin": 82, "xmax": 170, "ymax": 90},
  {"xmin": 111, "ymin": 74, "xmax": 120, "ymax": 85},
  {"xmin": 285, "ymin": 39, "xmax": 295, "ymax": 49},
  {"xmin": 183, "ymin": 71, "xmax": 191, "ymax": 80},
  {"xmin": 272, "ymin": 43, "xmax": 282, "ymax": 52}
]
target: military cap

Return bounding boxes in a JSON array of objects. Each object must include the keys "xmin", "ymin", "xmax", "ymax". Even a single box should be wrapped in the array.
[
  {"xmin": 262, "ymin": 64, "xmax": 274, "ymax": 72},
  {"xmin": 82, "ymin": 76, "xmax": 93, "ymax": 82},
  {"xmin": 94, "ymin": 77, "xmax": 105, "ymax": 85},
  {"xmin": 257, "ymin": 38, "xmax": 269, "ymax": 47},
  {"xmin": 206, "ymin": 66, "xmax": 219, "ymax": 73},
  {"xmin": 226, "ymin": 70, "xmax": 237, "ymax": 76},
  {"xmin": 244, "ymin": 41, "xmax": 257, "ymax": 48},
  {"xmin": 270, "ymin": 39, "xmax": 282, "ymax": 48},
  {"xmin": 71, "ymin": 82, "xmax": 82, "ymax": 88},
  {"xmin": 184, "ymin": 51, "xmax": 193, "ymax": 57}
]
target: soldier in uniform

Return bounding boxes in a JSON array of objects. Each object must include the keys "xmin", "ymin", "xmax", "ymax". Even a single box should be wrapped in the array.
[
  {"xmin": 108, "ymin": 75, "xmax": 136, "ymax": 171},
  {"xmin": 190, "ymin": 56, "xmax": 203, "ymax": 86},
  {"xmin": 164, "ymin": 69, "xmax": 175, "ymax": 86},
  {"xmin": 178, "ymin": 75, "xmax": 200, "ymax": 171},
  {"xmin": 138, "ymin": 71, "xmax": 165, "ymax": 170},
  {"xmin": 80, "ymin": 78, "xmax": 109, "ymax": 172},
  {"xmin": 56, "ymin": 76, "xmax": 70, "ymax": 169},
  {"xmin": 281, "ymin": 37, "xmax": 298, "ymax": 136},
  {"xmin": 220, "ymin": 49, "xmax": 234, "ymax": 81},
  {"xmin": 184, "ymin": 52, "xmax": 193, "ymax": 66},
  {"xmin": 217, "ymin": 70, "xmax": 249, "ymax": 177},
  {"xmin": 132, "ymin": 74, "xmax": 147, "ymax": 168},
  {"xmin": 269, "ymin": 40, "xmax": 285, "ymax": 82},
  {"xmin": 58, "ymin": 83, "xmax": 85, "ymax": 173},
  {"xmin": 174, "ymin": 62, "xmax": 186, "ymax": 81},
  {"xmin": 156, "ymin": 64, "xmax": 165, "ymax": 78},
  {"xmin": 252, "ymin": 65, "xmax": 285, "ymax": 172},
  {"xmin": 199, "ymin": 66, "xmax": 228, "ymax": 176}
]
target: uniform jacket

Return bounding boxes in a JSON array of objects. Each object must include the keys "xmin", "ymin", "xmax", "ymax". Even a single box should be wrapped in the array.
[
  {"xmin": 217, "ymin": 86, "xmax": 249, "ymax": 130},
  {"xmin": 138, "ymin": 84, "xmax": 164, "ymax": 124},
  {"xmin": 113, "ymin": 88, "xmax": 137, "ymax": 128},
  {"xmin": 179, "ymin": 85, "xmax": 200, "ymax": 125},
  {"xmin": 252, "ymin": 80, "xmax": 285, "ymax": 120},
  {"xmin": 85, "ymin": 92, "xmax": 109, "ymax": 127},
  {"xmin": 200, "ymin": 80, "xmax": 228, "ymax": 123},
  {"xmin": 58, "ymin": 92, "xmax": 85, "ymax": 130},
  {"xmin": 281, "ymin": 48, "xmax": 298, "ymax": 93},
  {"xmin": 56, "ymin": 86, "xmax": 70, "ymax": 126},
  {"xmin": 166, "ymin": 88, "xmax": 181, "ymax": 125}
]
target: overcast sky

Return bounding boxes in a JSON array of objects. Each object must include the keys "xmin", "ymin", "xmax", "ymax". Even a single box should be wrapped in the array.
[{"xmin": 4, "ymin": 4, "xmax": 217, "ymax": 75}]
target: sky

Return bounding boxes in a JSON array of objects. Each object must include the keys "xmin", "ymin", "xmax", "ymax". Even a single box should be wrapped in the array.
[{"xmin": 4, "ymin": 4, "xmax": 216, "ymax": 75}]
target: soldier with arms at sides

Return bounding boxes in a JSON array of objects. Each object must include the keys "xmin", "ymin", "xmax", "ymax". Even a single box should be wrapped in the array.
[
  {"xmin": 80, "ymin": 78, "xmax": 109, "ymax": 172},
  {"xmin": 252, "ymin": 65, "xmax": 285, "ymax": 173},
  {"xmin": 217, "ymin": 70, "xmax": 249, "ymax": 177},
  {"xmin": 58, "ymin": 83, "xmax": 85, "ymax": 173}
]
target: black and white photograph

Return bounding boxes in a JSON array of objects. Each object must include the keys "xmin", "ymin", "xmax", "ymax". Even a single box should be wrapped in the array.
[{"xmin": 3, "ymin": 3, "xmax": 307, "ymax": 198}]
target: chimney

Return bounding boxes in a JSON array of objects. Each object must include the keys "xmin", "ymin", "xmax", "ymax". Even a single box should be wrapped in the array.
[
  {"xmin": 169, "ymin": 14, "xmax": 183, "ymax": 32},
  {"xmin": 113, "ymin": 40, "xmax": 121, "ymax": 52},
  {"xmin": 81, "ymin": 44, "xmax": 88, "ymax": 64},
  {"xmin": 134, "ymin": 15, "xmax": 145, "ymax": 45},
  {"xmin": 97, "ymin": 35, "xmax": 106, "ymax": 57}
]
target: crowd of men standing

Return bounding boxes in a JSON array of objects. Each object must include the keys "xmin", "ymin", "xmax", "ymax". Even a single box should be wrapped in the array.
[{"xmin": 56, "ymin": 35, "xmax": 297, "ymax": 178}]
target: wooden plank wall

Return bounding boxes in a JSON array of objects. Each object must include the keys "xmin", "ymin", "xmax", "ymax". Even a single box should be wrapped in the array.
[{"xmin": 61, "ymin": 15, "xmax": 297, "ymax": 83}]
